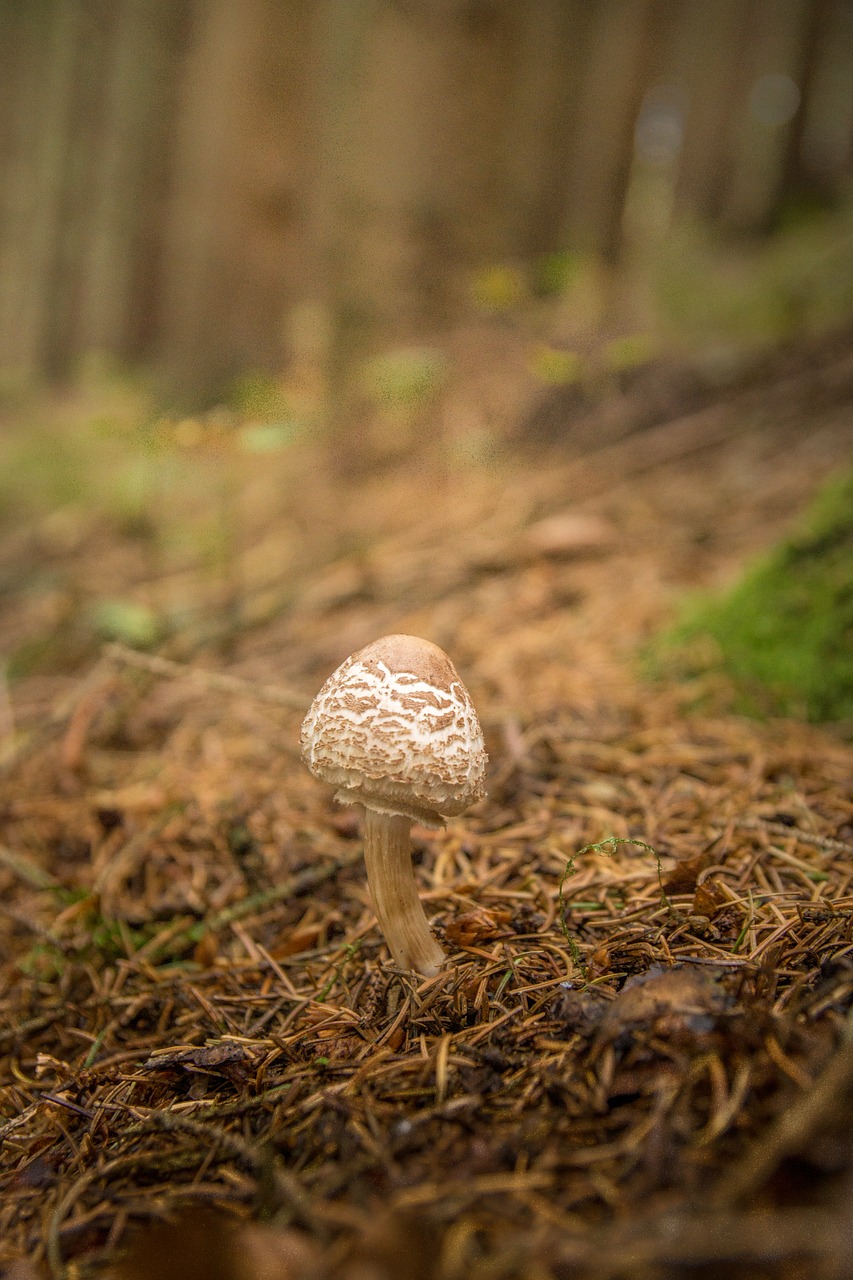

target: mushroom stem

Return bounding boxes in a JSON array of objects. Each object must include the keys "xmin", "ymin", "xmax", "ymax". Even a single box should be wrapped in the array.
[{"xmin": 362, "ymin": 807, "xmax": 446, "ymax": 977}]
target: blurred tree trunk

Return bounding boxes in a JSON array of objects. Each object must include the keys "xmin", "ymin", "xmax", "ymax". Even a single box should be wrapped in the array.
[
  {"xmin": 776, "ymin": 0, "xmax": 834, "ymax": 211},
  {"xmin": 42, "ymin": 1, "xmax": 126, "ymax": 382},
  {"xmin": 521, "ymin": 0, "xmax": 594, "ymax": 260},
  {"xmin": 671, "ymin": 0, "xmax": 753, "ymax": 222},
  {"xmin": 563, "ymin": 0, "xmax": 679, "ymax": 266},
  {"xmin": 1, "ymin": 0, "xmax": 849, "ymax": 391},
  {"xmin": 156, "ymin": 0, "xmax": 262, "ymax": 394},
  {"xmin": 500, "ymin": 0, "xmax": 590, "ymax": 259},
  {"xmin": 0, "ymin": 2, "xmax": 28, "ymax": 371},
  {"xmin": 673, "ymin": 0, "xmax": 751, "ymax": 223},
  {"xmin": 0, "ymin": 1, "xmax": 81, "ymax": 377},
  {"xmin": 780, "ymin": 0, "xmax": 853, "ymax": 208},
  {"xmin": 306, "ymin": 0, "xmax": 377, "ymax": 480},
  {"xmin": 437, "ymin": 0, "xmax": 520, "ymax": 267},
  {"xmin": 124, "ymin": 2, "xmax": 197, "ymax": 362},
  {"xmin": 80, "ymin": 0, "xmax": 190, "ymax": 362},
  {"xmin": 232, "ymin": 0, "xmax": 313, "ymax": 373},
  {"xmin": 155, "ymin": 0, "xmax": 311, "ymax": 390},
  {"xmin": 347, "ymin": 0, "xmax": 458, "ymax": 338},
  {"xmin": 721, "ymin": 0, "xmax": 811, "ymax": 232}
]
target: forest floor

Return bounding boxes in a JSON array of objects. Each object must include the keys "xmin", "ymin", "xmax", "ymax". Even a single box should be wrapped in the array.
[{"xmin": 1, "ymin": 325, "xmax": 853, "ymax": 1279}]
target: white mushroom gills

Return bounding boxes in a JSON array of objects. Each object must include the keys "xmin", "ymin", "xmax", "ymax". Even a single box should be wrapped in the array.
[{"xmin": 300, "ymin": 634, "xmax": 487, "ymax": 975}]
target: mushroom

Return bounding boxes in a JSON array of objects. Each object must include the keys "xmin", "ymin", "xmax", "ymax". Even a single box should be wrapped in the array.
[{"xmin": 300, "ymin": 634, "xmax": 487, "ymax": 976}]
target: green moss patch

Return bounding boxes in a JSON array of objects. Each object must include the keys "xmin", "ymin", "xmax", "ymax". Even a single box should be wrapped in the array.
[{"xmin": 647, "ymin": 466, "xmax": 853, "ymax": 721}]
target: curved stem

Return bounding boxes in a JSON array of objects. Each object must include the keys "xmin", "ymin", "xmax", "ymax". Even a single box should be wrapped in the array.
[{"xmin": 362, "ymin": 808, "xmax": 446, "ymax": 976}]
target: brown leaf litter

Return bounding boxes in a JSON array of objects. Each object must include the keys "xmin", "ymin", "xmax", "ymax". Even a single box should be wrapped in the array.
[{"xmin": 1, "ymin": 344, "xmax": 853, "ymax": 1278}]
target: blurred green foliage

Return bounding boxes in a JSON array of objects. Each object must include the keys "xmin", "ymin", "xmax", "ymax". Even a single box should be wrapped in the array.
[
  {"xmin": 0, "ymin": 375, "xmax": 310, "ymax": 675},
  {"xmin": 647, "ymin": 466, "xmax": 853, "ymax": 722},
  {"xmin": 90, "ymin": 599, "xmax": 162, "ymax": 647},
  {"xmin": 471, "ymin": 263, "xmax": 527, "ymax": 313},
  {"xmin": 528, "ymin": 344, "xmax": 584, "ymax": 386},
  {"xmin": 532, "ymin": 250, "xmax": 584, "ymax": 299},
  {"xmin": 226, "ymin": 371, "xmax": 292, "ymax": 420},
  {"xmin": 656, "ymin": 204, "xmax": 853, "ymax": 348},
  {"xmin": 240, "ymin": 420, "xmax": 303, "ymax": 453},
  {"xmin": 360, "ymin": 346, "xmax": 448, "ymax": 409},
  {"xmin": 602, "ymin": 332, "xmax": 657, "ymax": 374}
]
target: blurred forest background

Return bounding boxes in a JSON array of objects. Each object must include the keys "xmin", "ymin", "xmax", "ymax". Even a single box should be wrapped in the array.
[{"xmin": 3, "ymin": 0, "xmax": 853, "ymax": 393}]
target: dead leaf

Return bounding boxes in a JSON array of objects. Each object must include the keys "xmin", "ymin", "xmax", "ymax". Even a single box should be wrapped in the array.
[
  {"xmin": 273, "ymin": 924, "xmax": 324, "ymax": 957},
  {"xmin": 596, "ymin": 967, "xmax": 727, "ymax": 1046},
  {"xmin": 11, "ymin": 1152, "xmax": 56, "ymax": 1190},
  {"xmin": 386, "ymin": 1026, "xmax": 405, "ymax": 1051},
  {"xmin": 445, "ymin": 908, "xmax": 512, "ymax": 946},
  {"xmin": 587, "ymin": 945, "xmax": 612, "ymax": 977},
  {"xmin": 664, "ymin": 850, "xmax": 715, "ymax": 894},
  {"xmin": 193, "ymin": 932, "xmax": 219, "ymax": 967},
  {"xmin": 142, "ymin": 1043, "xmax": 255, "ymax": 1073},
  {"xmin": 692, "ymin": 878, "xmax": 728, "ymax": 919}
]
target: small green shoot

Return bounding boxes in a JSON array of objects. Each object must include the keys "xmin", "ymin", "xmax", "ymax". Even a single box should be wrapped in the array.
[
  {"xmin": 317, "ymin": 940, "xmax": 362, "ymax": 1002},
  {"xmin": 496, "ymin": 952, "xmax": 518, "ymax": 998},
  {"xmin": 18, "ymin": 942, "xmax": 67, "ymax": 981},
  {"xmin": 83, "ymin": 1027, "xmax": 108, "ymax": 1069},
  {"xmin": 558, "ymin": 836, "xmax": 671, "ymax": 978}
]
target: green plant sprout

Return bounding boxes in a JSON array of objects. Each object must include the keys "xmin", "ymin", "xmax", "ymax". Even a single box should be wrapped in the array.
[
  {"xmin": 317, "ymin": 939, "xmax": 362, "ymax": 1002},
  {"xmin": 558, "ymin": 836, "xmax": 670, "ymax": 978}
]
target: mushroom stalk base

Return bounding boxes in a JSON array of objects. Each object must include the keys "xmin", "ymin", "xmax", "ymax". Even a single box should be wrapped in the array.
[{"xmin": 363, "ymin": 808, "xmax": 446, "ymax": 977}]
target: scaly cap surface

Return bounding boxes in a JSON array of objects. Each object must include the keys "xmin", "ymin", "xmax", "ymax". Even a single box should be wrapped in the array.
[{"xmin": 300, "ymin": 634, "xmax": 487, "ymax": 825}]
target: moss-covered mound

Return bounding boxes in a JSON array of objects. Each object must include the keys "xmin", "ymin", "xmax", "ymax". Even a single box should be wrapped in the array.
[{"xmin": 649, "ymin": 465, "xmax": 853, "ymax": 722}]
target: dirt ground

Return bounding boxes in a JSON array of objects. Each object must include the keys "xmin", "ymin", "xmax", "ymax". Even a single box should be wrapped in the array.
[{"xmin": 1, "ymin": 330, "xmax": 853, "ymax": 1279}]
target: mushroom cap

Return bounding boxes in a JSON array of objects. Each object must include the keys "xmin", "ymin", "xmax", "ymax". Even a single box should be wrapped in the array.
[{"xmin": 300, "ymin": 634, "xmax": 487, "ymax": 825}]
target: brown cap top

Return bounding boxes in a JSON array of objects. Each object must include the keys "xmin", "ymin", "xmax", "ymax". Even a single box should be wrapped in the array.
[{"xmin": 300, "ymin": 634, "xmax": 487, "ymax": 825}]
